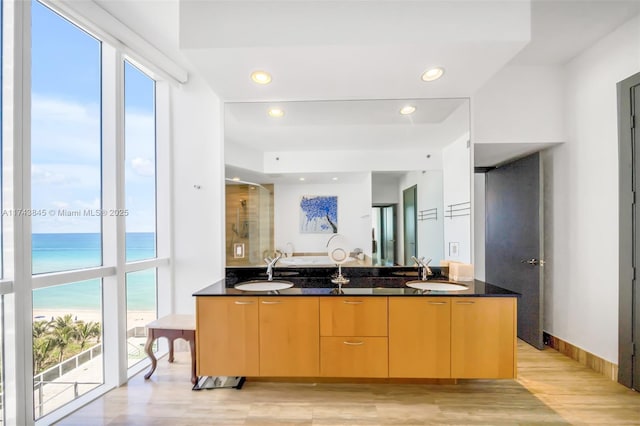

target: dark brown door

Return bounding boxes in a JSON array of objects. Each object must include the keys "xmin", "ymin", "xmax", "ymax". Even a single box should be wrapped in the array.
[
  {"xmin": 619, "ymin": 72, "xmax": 640, "ymax": 390},
  {"xmin": 634, "ymin": 82, "xmax": 640, "ymax": 390},
  {"xmin": 486, "ymin": 152, "xmax": 544, "ymax": 349}
]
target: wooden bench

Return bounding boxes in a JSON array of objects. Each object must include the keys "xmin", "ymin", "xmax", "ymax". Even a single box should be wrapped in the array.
[{"xmin": 144, "ymin": 314, "xmax": 197, "ymax": 384}]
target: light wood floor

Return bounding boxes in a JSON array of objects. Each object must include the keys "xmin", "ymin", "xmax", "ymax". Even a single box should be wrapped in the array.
[{"xmin": 57, "ymin": 341, "xmax": 640, "ymax": 425}]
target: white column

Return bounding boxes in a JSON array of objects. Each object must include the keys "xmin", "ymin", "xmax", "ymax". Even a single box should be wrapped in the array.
[
  {"xmin": 2, "ymin": 0, "xmax": 34, "ymax": 424},
  {"xmin": 155, "ymin": 80, "xmax": 173, "ymax": 317},
  {"xmin": 101, "ymin": 43, "xmax": 128, "ymax": 387}
]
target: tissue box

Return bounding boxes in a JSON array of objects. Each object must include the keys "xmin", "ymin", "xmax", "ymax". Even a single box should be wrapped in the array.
[{"xmin": 449, "ymin": 263, "xmax": 474, "ymax": 281}]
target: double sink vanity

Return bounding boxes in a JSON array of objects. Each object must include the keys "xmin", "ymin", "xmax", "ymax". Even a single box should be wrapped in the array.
[{"xmin": 193, "ymin": 266, "xmax": 518, "ymax": 382}]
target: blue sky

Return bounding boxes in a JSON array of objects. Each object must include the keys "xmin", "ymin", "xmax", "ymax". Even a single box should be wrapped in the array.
[{"xmin": 31, "ymin": 1, "xmax": 156, "ymax": 233}]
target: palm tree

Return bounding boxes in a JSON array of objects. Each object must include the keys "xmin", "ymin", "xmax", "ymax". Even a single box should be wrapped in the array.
[
  {"xmin": 49, "ymin": 314, "xmax": 78, "ymax": 363},
  {"xmin": 33, "ymin": 337, "xmax": 54, "ymax": 374},
  {"xmin": 74, "ymin": 321, "xmax": 101, "ymax": 351},
  {"xmin": 32, "ymin": 319, "xmax": 54, "ymax": 373},
  {"xmin": 33, "ymin": 319, "xmax": 50, "ymax": 339}
]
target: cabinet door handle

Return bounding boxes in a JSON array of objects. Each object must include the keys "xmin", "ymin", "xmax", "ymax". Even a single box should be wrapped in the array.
[
  {"xmin": 261, "ymin": 301, "xmax": 283, "ymax": 305},
  {"xmin": 343, "ymin": 341, "xmax": 364, "ymax": 346},
  {"xmin": 234, "ymin": 300, "xmax": 255, "ymax": 305},
  {"xmin": 455, "ymin": 301, "xmax": 475, "ymax": 305},
  {"xmin": 343, "ymin": 300, "xmax": 363, "ymax": 304},
  {"xmin": 428, "ymin": 302, "xmax": 447, "ymax": 305}
]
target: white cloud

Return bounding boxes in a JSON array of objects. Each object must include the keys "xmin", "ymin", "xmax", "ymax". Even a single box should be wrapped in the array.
[
  {"xmin": 32, "ymin": 164, "xmax": 77, "ymax": 185},
  {"xmin": 51, "ymin": 201, "xmax": 69, "ymax": 209},
  {"xmin": 31, "ymin": 95, "xmax": 101, "ymax": 164},
  {"xmin": 131, "ymin": 157, "xmax": 155, "ymax": 177},
  {"xmin": 32, "ymin": 94, "xmax": 99, "ymax": 123},
  {"xmin": 30, "ymin": 94, "xmax": 155, "ymax": 233},
  {"xmin": 31, "ymin": 163, "xmax": 98, "ymax": 188}
]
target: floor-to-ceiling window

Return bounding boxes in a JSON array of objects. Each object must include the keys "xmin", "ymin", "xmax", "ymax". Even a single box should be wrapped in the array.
[
  {"xmin": 27, "ymin": 1, "xmax": 169, "ymax": 421},
  {"xmin": 0, "ymin": 0, "xmax": 172, "ymax": 422},
  {"xmin": 0, "ymin": 0, "xmax": 5, "ymax": 422},
  {"xmin": 124, "ymin": 61, "xmax": 158, "ymax": 366},
  {"xmin": 30, "ymin": 1, "xmax": 104, "ymax": 418}
]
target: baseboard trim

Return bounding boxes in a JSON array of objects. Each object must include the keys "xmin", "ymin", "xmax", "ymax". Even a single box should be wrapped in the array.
[
  {"xmin": 543, "ymin": 332, "xmax": 618, "ymax": 381},
  {"xmin": 248, "ymin": 377, "xmax": 458, "ymax": 385}
]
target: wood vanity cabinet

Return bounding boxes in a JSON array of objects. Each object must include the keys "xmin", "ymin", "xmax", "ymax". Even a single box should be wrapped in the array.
[
  {"xmin": 196, "ymin": 296, "xmax": 259, "ymax": 377},
  {"xmin": 259, "ymin": 297, "xmax": 319, "ymax": 376},
  {"xmin": 450, "ymin": 297, "xmax": 517, "ymax": 378},
  {"xmin": 388, "ymin": 297, "xmax": 451, "ymax": 378},
  {"xmin": 319, "ymin": 297, "xmax": 388, "ymax": 377},
  {"xmin": 195, "ymin": 294, "xmax": 516, "ymax": 380}
]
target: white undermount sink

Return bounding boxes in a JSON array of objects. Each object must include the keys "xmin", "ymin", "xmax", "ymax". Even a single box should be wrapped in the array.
[
  {"xmin": 406, "ymin": 280, "xmax": 468, "ymax": 292},
  {"xmin": 234, "ymin": 280, "xmax": 294, "ymax": 292}
]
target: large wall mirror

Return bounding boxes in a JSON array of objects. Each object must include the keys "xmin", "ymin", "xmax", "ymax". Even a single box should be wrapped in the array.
[{"xmin": 224, "ymin": 99, "xmax": 471, "ymax": 267}]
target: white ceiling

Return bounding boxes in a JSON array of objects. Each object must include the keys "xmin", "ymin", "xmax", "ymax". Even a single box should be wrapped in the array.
[
  {"xmin": 225, "ymin": 98, "xmax": 468, "ymax": 153},
  {"xmin": 178, "ymin": 0, "xmax": 530, "ymax": 101},
  {"xmin": 225, "ymin": 164, "xmax": 370, "ymax": 185},
  {"xmin": 96, "ymin": 0, "xmax": 640, "ymax": 101},
  {"xmin": 94, "ymin": 0, "xmax": 640, "ymax": 169},
  {"xmin": 510, "ymin": 0, "xmax": 640, "ymax": 65}
]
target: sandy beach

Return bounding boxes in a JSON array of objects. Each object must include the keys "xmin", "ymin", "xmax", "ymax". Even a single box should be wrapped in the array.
[{"xmin": 32, "ymin": 308, "xmax": 156, "ymax": 329}]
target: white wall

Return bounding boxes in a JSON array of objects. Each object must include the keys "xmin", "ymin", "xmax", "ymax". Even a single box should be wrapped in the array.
[
  {"xmin": 372, "ymin": 179, "xmax": 400, "ymax": 205},
  {"xmin": 397, "ymin": 170, "xmax": 445, "ymax": 266},
  {"xmin": 273, "ymin": 175, "xmax": 372, "ymax": 257},
  {"xmin": 543, "ymin": 15, "xmax": 640, "ymax": 363},
  {"xmin": 472, "ymin": 65, "xmax": 565, "ymax": 145},
  {"xmin": 264, "ymin": 149, "xmax": 442, "ymax": 174},
  {"xmin": 171, "ymin": 75, "xmax": 224, "ymax": 314},
  {"xmin": 225, "ymin": 140, "xmax": 263, "ymax": 172},
  {"xmin": 442, "ymin": 134, "xmax": 472, "ymax": 263}
]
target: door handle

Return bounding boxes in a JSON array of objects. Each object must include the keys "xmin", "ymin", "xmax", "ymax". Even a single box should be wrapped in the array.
[
  {"xmin": 234, "ymin": 301, "xmax": 255, "ymax": 305},
  {"xmin": 521, "ymin": 258, "xmax": 546, "ymax": 266},
  {"xmin": 343, "ymin": 300, "xmax": 363, "ymax": 304},
  {"xmin": 261, "ymin": 301, "xmax": 283, "ymax": 305},
  {"xmin": 343, "ymin": 341, "xmax": 364, "ymax": 346}
]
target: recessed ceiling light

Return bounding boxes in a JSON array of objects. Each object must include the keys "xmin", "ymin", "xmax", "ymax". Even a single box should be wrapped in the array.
[
  {"xmin": 299, "ymin": 177, "xmax": 305, "ymax": 181},
  {"xmin": 421, "ymin": 67, "xmax": 444, "ymax": 82},
  {"xmin": 400, "ymin": 105, "xmax": 416, "ymax": 115},
  {"xmin": 332, "ymin": 177, "xmax": 339, "ymax": 181},
  {"xmin": 251, "ymin": 70, "xmax": 272, "ymax": 84},
  {"xmin": 231, "ymin": 177, "xmax": 241, "ymax": 181},
  {"xmin": 268, "ymin": 108, "xmax": 285, "ymax": 118}
]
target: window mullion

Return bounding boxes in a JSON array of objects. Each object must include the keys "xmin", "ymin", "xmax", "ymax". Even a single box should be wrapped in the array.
[
  {"xmin": 155, "ymin": 81, "xmax": 171, "ymax": 317},
  {"xmin": 3, "ymin": 0, "xmax": 35, "ymax": 424},
  {"xmin": 101, "ymin": 43, "xmax": 128, "ymax": 387}
]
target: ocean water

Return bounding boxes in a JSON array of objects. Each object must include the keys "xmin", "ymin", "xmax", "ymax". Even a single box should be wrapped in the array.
[{"xmin": 32, "ymin": 233, "xmax": 157, "ymax": 311}]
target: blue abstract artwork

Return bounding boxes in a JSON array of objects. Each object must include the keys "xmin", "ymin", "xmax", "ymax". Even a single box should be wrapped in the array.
[{"xmin": 299, "ymin": 195, "xmax": 338, "ymax": 234}]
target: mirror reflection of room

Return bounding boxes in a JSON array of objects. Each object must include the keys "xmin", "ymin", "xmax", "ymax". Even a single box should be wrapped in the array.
[{"xmin": 224, "ymin": 98, "xmax": 471, "ymax": 267}]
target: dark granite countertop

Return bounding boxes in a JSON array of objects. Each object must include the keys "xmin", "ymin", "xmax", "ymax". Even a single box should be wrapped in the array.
[{"xmin": 193, "ymin": 278, "xmax": 519, "ymax": 298}]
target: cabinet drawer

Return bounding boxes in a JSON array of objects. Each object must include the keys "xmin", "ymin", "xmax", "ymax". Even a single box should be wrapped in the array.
[
  {"xmin": 319, "ymin": 297, "xmax": 387, "ymax": 336},
  {"xmin": 320, "ymin": 336, "xmax": 388, "ymax": 377}
]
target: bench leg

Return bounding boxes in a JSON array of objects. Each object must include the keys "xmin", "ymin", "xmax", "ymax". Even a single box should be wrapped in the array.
[
  {"xmin": 144, "ymin": 333, "xmax": 157, "ymax": 380},
  {"xmin": 168, "ymin": 338, "xmax": 175, "ymax": 363}
]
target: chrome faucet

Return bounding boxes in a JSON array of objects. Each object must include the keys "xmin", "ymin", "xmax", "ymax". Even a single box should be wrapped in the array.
[
  {"xmin": 411, "ymin": 256, "xmax": 433, "ymax": 281},
  {"xmin": 264, "ymin": 252, "xmax": 282, "ymax": 281}
]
